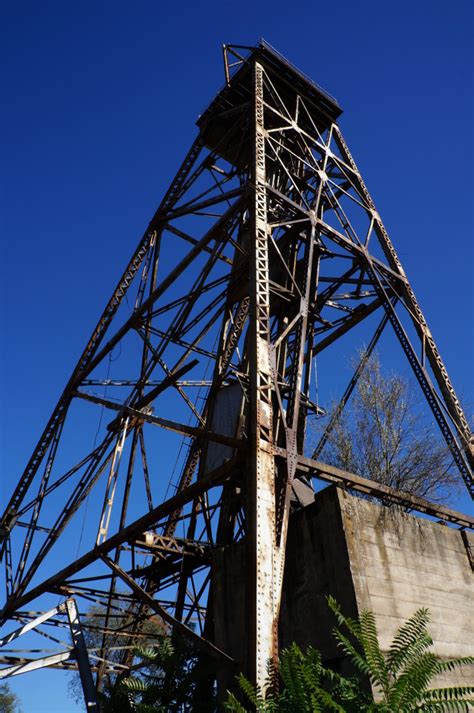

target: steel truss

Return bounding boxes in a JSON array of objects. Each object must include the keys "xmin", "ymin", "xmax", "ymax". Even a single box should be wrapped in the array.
[
  {"xmin": 0, "ymin": 598, "xmax": 103, "ymax": 711},
  {"xmin": 1, "ymin": 40, "xmax": 472, "ymax": 701}
]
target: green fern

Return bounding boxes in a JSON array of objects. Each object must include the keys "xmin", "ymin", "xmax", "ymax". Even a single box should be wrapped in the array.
[
  {"xmin": 101, "ymin": 631, "xmax": 217, "ymax": 712},
  {"xmin": 386, "ymin": 607, "xmax": 432, "ymax": 674},
  {"xmin": 358, "ymin": 609, "xmax": 390, "ymax": 697},
  {"xmin": 123, "ymin": 676, "xmax": 150, "ymax": 693},
  {"xmin": 327, "ymin": 596, "xmax": 474, "ymax": 712},
  {"xmin": 225, "ymin": 643, "xmax": 347, "ymax": 712},
  {"xmin": 226, "ymin": 690, "xmax": 250, "ymax": 713}
]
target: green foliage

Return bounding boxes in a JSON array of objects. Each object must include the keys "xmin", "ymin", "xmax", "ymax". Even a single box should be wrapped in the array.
[
  {"xmin": 225, "ymin": 643, "xmax": 354, "ymax": 712},
  {"xmin": 0, "ymin": 683, "xmax": 21, "ymax": 713},
  {"xmin": 68, "ymin": 602, "xmax": 166, "ymax": 704},
  {"xmin": 85, "ymin": 598, "xmax": 473, "ymax": 713},
  {"xmin": 99, "ymin": 631, "xmax": 217, "ymax": 712},
  {"xmin": 119, "ymin": 640, "xmax": 176, "ymax": 713},
  {"xmin": 327, "ymin": 596, "xmax": 474, "ymax": 712},
  {"xmin": 225, "ymin": 599, "xmax": 474, "ymax": 712}
]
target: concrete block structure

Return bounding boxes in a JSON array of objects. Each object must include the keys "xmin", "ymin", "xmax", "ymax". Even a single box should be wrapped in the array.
[{"xmin": 281, "ymin": 486, "xmax": 474, "ymax": 688}]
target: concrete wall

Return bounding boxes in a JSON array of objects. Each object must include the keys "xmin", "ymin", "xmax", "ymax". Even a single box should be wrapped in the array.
[
  {"xmin": 281, "ymin": 486, "xmax": 474, "ymax": 688},
  {"xmin": 211, "ymin": 541, "xmax": 247, "ymax": 698},
  {"xmin": 339, "ymin": 487, "xmax": 474, "ymax": 688},
  {"xmin": 212, "ymin": 485, "xmax": 474, "ymax": 699},
  {"xmin": 279, "ymin": 485, "xmax": 359, "ymax": 676}
]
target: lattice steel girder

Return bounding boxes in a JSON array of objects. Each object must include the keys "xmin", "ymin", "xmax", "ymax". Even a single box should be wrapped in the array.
[{"xmin": 1, "ymin": 39, "xmax": 472, "ymax": 698}]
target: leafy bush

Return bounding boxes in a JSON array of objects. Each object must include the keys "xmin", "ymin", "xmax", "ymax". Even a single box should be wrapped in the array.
[{"xmin": 225, "ymin": 597, "xmax": 474, "ymax": 712}]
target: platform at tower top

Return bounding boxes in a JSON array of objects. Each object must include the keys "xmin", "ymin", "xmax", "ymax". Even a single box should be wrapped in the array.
[{"xmin": 197, "ymin": 40, "xmax": 343, "ymax": 165}]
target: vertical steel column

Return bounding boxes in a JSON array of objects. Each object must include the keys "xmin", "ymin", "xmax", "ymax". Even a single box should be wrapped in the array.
[
  {"xmin": 249, "ymin": 61, "xmax": 278, "ymax": 689},
  {"xmin": 65, "ymin": 599, "xmax": 99, "ymax": 712}
]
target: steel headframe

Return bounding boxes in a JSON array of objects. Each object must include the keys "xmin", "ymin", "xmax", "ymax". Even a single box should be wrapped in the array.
[{"xmin": 1, "ymin": 40, "xmax": 472, "ymax": 700}]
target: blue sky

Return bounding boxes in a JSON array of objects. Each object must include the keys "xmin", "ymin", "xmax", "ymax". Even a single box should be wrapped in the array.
[{"xmin": 1, "ymin": 0, "xmax": 473, "ymax": 710}]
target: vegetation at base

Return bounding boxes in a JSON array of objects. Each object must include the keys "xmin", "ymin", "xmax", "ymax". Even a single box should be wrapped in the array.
[
  {"xmin": 97, "ymin": 632, "xmax": 216, "ymax": 712},
  {"xmin": 68, "ymin": 604, "xmax": 167, "ymax": 704},
  {"xmin": 225, "ymin": 597, "xmax": 474, "ymax": 712},
  {"xmin": 76, "ymin": 597, "xmax": 473, "ymax": 712},
  {"xmin": 225, "ymin": 643, "xmax": 365, "ymax": 713}
]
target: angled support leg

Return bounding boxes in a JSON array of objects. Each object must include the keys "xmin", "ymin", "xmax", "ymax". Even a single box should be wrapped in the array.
[{"xmin": 65, "ymin": 598, "xmax": 99, "ymax": 712}]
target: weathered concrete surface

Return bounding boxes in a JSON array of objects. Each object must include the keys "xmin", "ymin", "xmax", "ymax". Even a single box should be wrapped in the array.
[
  {"xmin": 212, "ymin": 485, "xmax": 473, "ymax": 701},
  {"xmin": 279, "ymin": 485, "xmax": 360, "ymax": 677},
  {"xmin": 281, "ymin": 486, "xmax": 474, "ymax": 689},
  {"xmin": 339, "ymin": 487, "xmax": 474, "ymax": 688},
  {"xmin": 211, "ymin": 541, "xmax": 247, "ymax": 699}
]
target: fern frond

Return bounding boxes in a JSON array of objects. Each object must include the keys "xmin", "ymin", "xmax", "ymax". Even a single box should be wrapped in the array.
[
  {"xmin": 237, "ymin": 672, "xmax": 263, "ymax": 707},
  {"xmin": 389, "ymin": 651, "xmax": 439, "ymax": 709},
  {"xmin": 225, "ymin": 691, "xmax": 249, "ymax": 712},
  {"xmin": 309, "ymin": 688, "xmax": 346, "ymax": 712},
  {"xmin": 135, "ymin": 704, "xmax": 167, "ymax": 713},
  {"xmin": 279, "ymin": 644, "xmax": 310, "ymax": 710},
  {"xmin": 300, "ymin": 652, "xmax": 324, "ymax": 695},
  {"xmin": 418, "ymin": 702, "xmax": 472, "ymax": 713},
  {"xmin": 327, "ymin": 595, "xmax": 362, "ymax": 640},
  {"xmin": 421, "ymin": 685, "xmax": 474, "ymax": 701},
  {"xmin": 264, "ymin": 655, "xmax": 279, "ymax": 698},
  {"xmin": 433, "ymin": 656, "xmax": 474, "ymax": 674},
  {"xmin": 332, "ymin": 628, "xmax": 373, "ymax": 679},
  {"xmin": 358, "ymin": 609, "xmax": 390, "ymax": 695},
  {"xmin": 122, "ymin": 676, "xmax": 149, "ymax": 693},
  {"xmin": 387, "ymin": 608, "xmax": 432, "ymax": 674},
  {"xmin": 133, "ymin": 645, "xmax": 160, "ymax": 661}
]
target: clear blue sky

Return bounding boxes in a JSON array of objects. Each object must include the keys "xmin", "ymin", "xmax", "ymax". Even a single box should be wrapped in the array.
[{"xmin": 1, "ymin": 1, "xmax": 473, "ymax": 710}]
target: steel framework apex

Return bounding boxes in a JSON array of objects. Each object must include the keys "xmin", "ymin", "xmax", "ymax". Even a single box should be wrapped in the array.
[{"xmin": 1, "ymin": 40, "xmax": 472, "ymax": 701}]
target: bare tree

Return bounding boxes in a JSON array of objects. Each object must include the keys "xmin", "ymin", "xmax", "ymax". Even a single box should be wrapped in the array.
[{"xmin": 316, "ymin": 353, "xmax": 460, "ymax": 502}]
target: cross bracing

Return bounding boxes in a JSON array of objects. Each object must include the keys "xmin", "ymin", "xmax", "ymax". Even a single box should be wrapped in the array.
[{"xmin": 0, "ymin": 40, "xmax": 472, "ymax": 702}]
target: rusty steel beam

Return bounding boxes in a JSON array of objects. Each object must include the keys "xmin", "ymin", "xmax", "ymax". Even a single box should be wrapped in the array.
[
  {"xmin": 0, "ymin": 135, "xmax": 206, "ymax": 543},
  {"xmin": 295, "ymin": 455, "xmax": 474, "ymax": 529},
  {"xmin": 100, "ymin": 556, "xmax": 235, "ymax": 665},
  {"xmin": 0, "ymin": 457, "xmax": 240, "ymax": 619}
]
